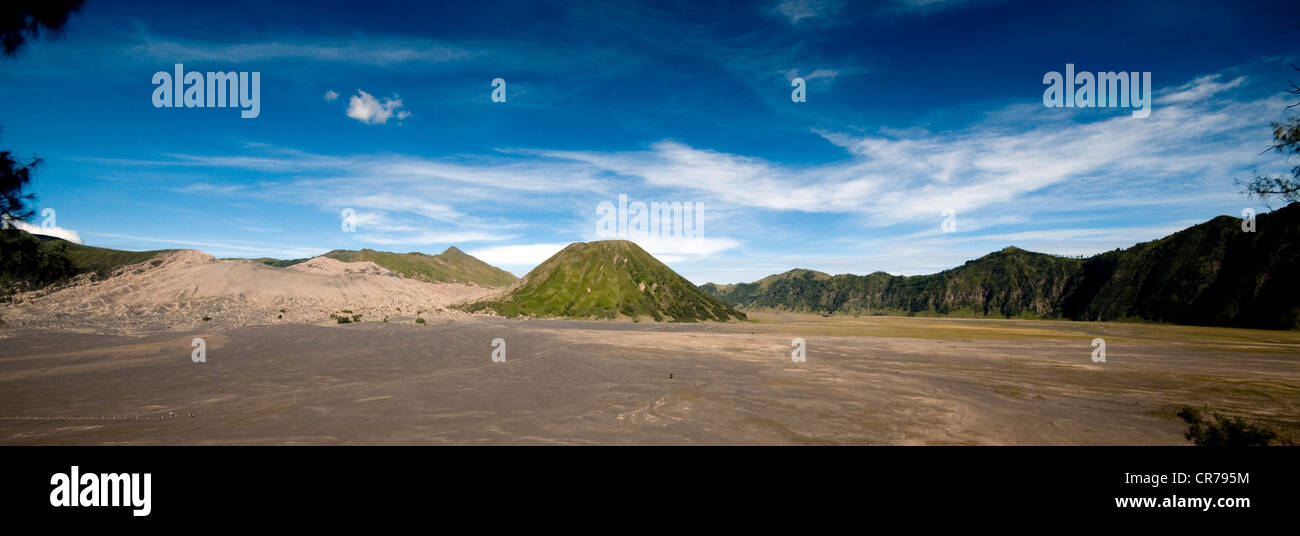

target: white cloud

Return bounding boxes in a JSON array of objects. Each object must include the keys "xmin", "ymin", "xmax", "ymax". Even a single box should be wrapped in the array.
[
  {"xmin": 962, "ymin": 225, "xmax": 1193, "ymax": 245},
  {"xmin": 176, "ymin": 182, "xmax": 244, "ymax": 194},
  {"xmin": 542, "ymin": 71, "xmax": 1283, "ymax": 227},
  {"xmin": 324, "ymin": 90, "xmax": 339, "ymax": 101},
  {"xmin": 541, "ymin": 141, "xmax": 843, "ymax": 212},
  {"xmin": 159, "ymin": 146, "xmax": 611, "ymax": 197},
  {"xmin": 1157, "ymin": 74, "xmax": 1246, "ymax": 104},
  {"xmin": 774, "ymin": 0, "xmax": 842, "ymax": 23},
  {"xmin": 350, "ymin": 194, "xmax": 463, "ymax": 223},
  {"xmin": 628, "ymin": 236, "xmax": 742, "ymax": 263},
  {"xmin": 781, "ymin": 67, "xmax": 851, "ymax": 89},
  {"xmin": 353, "ymin": 230, "xmax": 514, "ymax": 246},
  {"xmin": 146, "ymin": 146, "xmax": 612, "ymax": 250},
  {"xmin": 86, "ymin": 232, "xmax": 322, "ymax": 259},
  {"xmin": 2, "ymin": 219, "xmax": 83, "ymax": 244},
  {"xmin": 115, "ymin": 69, "xmax": 1278, "ymax": 276},
  {"xmin": 467, "ymin": 243, "xmax": 569, "ymax": 273},
  {"xmin": 346, "ymin": 90, "xmax": 410, "ymax": 125}
]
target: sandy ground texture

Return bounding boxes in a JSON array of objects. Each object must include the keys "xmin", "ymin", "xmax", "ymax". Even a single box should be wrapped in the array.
[
  {"xmin": 1, "ymin": 313, "xmax": 1296, "ymax": 445},
  {"xmin": 0, "ymin": 250, "xmax": 496, "ymax": 335}
]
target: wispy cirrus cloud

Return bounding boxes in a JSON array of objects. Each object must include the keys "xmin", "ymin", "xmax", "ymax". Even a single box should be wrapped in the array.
[
  {"xmin": 881, "ymin": 0, "xmax": 1005, "ymax": 15},
  {"xmin": 1157, "ymin": 74, "xmax": 1248, "ymax": 104},
  {"xmin": 351, "ymin": 230, "xmax": 514, "ymax": 246},
  {"xmin": 128, "ymin": 147, "xmax": 609, "ymax": 195},
  {"xmin": 541, "ymin": 71, "xmax": 1286, "ymax": 228},
  {"xmin": 773, "ymin": 0, "xmax": 993, "ymax": 25},
  {"xmin": 80, "ymin": 65, "xmax": 1286, "ymax": 276},
  {"xmin": 130, "ymin": 146, "xmax": 611, "ymax": 248},
  {"xmin": 85, "ymin": 232, "xmax": 324, "ymax": 259},
  {"xmin": 131, "ymin": 37, "xmax": 474, "ymax": 65},
  {"xmin": 773, "ymin": 0, "xmax": 844, "ymax": 24}
]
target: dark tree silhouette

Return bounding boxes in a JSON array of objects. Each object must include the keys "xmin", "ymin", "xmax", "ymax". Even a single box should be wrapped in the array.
[
  {"xmin": 0, "ymin": 0, "xmax": 86, "ymax": 57},
  {"xmin": 1240, "ymin": 64, "xmax": 1300, "ymax": 207},
  {"xmin": 1, "ymin": 1, "xmax": 85, "ymax": 296},
  {"xmin": 0, "ymin": 1, "xmax": 84, "ymax": 222},
  {"xmin": 0, "ymin": 152, "xmax": 40, "ymax": 222}
]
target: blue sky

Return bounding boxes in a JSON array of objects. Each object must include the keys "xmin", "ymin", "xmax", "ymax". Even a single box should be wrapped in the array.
[{"xmin": 1, "ymin": 0, "xmax": 1296, "ymax": 283}]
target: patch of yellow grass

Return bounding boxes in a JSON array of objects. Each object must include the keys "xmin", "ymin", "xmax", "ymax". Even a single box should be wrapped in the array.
[{"xmin": 742, "ymin": 312, "xmax": 1300, "ymax": 353}]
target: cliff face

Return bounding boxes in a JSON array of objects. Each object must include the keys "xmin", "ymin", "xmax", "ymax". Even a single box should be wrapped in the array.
[{"xmin": 702, "ymin": 205, "xmax": 1300, "ymax": 329}]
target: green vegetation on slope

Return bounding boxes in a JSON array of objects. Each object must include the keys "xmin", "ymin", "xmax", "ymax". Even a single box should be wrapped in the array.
[
  {"xmin": 703, "ymin": 205, "xmax": 1300, "ymax": 330},
  {"xmin": 37, "ymin": 234, "xmax": 170, "ymax": 277},
  {"xmin": 703, "ymin": 247, "xmax": 1081, "ymax": 319},
  {"xmin": 1176, "ymin": 406, "xmax": 1282, "ymax": 446},
  {"xmin": 241, "ymin": 257, "xmax": 308, "ymax": 268},
  {"xmin": 1061, "ymin": 205, "xmax": 1300, "ymax": 329},
  {"xmin": 2, "ymin": 230, "xmax": 170, "ymax": 294},
  {"xmin": 322, "ymin": 246, "xmax": 517, "ymax": 287},
  {"xmin": 467, "ymin": 240, "xmax": 745, "ymax": 322}
]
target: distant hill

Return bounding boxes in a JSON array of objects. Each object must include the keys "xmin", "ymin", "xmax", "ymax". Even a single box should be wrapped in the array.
[
  {"xmin": 2, "ymin": 230, "xmax": 172, "ymax": 293},
  {"xmin": 1060, "ymin": 205, "xmax": 1300, "ymax": 329},
  {"xmin": 702, "ymin": 205, "xmax": 1300, "ymax": 330},
  {"xmin": 467, "ymin": 240, "xmax": 745, "ymax": 322},
  {"xmin": 1, "ymin": 231, "xmax": 516, "ymax": 293},
  {"xmin": 322, "ymin": 247, "xmax": 517, "ymax": 287},
  {"xmin": 32, "ymin": 234, "xmax": 173, "ymax": 277},
  {"xmin": 702, "ymin": 247, "xmax": 1082, "ymax": 319},
  {"xmin": 243, "ymin": 257, "xmax": 309, "ymax": 268}
]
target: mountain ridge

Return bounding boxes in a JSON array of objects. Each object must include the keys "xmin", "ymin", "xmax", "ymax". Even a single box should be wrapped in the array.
[
  {"xmin": 701, "ymin": 206, "xmax": 1300, "ymax": 330},
  {"xmin": 320, "ymin": 246, "xmax": 517, "ymax": 287},
  {"xmin": 1, "ymin": 231, "xmax": 518, "ymax": 292}
]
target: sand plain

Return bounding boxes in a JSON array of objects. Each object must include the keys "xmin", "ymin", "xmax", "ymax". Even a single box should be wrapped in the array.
[{"xmin": 2, "ymin": 313, "xmax": 1296, "ymax": 445}]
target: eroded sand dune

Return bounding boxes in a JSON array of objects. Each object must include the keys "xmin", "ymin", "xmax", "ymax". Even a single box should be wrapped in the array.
[{"xmin": 0, "ymin": 250, "xmax": 495, "ymax": 334}]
